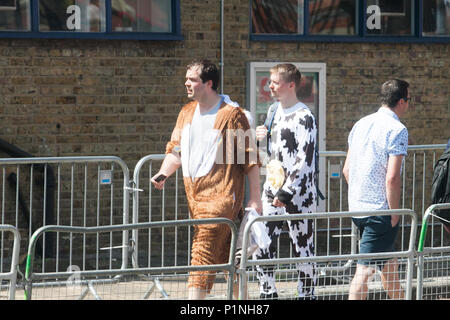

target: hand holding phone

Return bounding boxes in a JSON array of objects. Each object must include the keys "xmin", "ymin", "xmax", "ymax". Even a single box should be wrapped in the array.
[
  {"xmin": 151, "ymin": 173, "xmax": 167, "ymax": 190},
  {"xmin": 154, "ymin": 174, "xmax": 167, "ymax": 182}
]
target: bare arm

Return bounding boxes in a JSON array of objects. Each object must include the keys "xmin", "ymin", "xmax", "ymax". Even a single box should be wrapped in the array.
[
  {"xmin": 151, "ymin": 153, "xmax": 182, "ymax": 190},
  {"xmin": 246, "ymin": 165, "xmax": 262, "ymax": 214},
  {"xmin": 255, "ymin": 125, "xmax": 268, "ymax": 141},
  {"xmin": 386, "ymin": 155, "xmax": 403, "ymax": 226},
  {"xmin": 343, "ymin": 148, "xmax": 350, "ymax": 184}
]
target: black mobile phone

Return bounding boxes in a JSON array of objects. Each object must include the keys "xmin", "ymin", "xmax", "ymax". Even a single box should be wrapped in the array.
[{"xmin": 154, "ymin": 174, "xmax": 167, "ymax": 182}]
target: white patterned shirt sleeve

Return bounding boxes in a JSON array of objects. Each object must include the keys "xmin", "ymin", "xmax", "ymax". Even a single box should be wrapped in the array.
[{"xmin": 388, "ymin": 128, "xmax": 408, "ymax": 156}]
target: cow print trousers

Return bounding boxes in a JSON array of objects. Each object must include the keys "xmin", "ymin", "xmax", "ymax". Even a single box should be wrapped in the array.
[{"xmin": 252, "ymin": 203, "xmax": 317, "ymax": 298}]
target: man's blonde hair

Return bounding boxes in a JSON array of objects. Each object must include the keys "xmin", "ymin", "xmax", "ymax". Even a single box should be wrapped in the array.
[{"xmin": 270, "ymin": 63, "xmax": 302, "ymax": 90}]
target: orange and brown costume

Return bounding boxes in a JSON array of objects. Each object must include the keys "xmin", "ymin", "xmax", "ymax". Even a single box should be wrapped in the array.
[{"xmin": 166, "ymin": 99, "xmax": 260, "ymax": 292}]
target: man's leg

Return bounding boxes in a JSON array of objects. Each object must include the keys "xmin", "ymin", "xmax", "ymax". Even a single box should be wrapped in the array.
[
  {"xmin": 287, "ymin": 218, "xmax": 316, "ymax": 298},
  {"xmin": 253, "ymin": 218, "xmax": 284, "ymax": 298},
  {"xmin": 380, "ymin": 258, "xmax": 405, "ymax": 299},
  {"xmin": 349, "ymin": 264, "xmax": 376, "ymax": 300},
  {"xmin": 188, "ymin": 287, "xmax": 207, "ymax": 300},
  {"xmin": 187, "ymin": 271, "xmax": 216, "ymax": 300},
  {"xmin": 349, "ymin": 217, "xmax": 376, "ymax": 300}
]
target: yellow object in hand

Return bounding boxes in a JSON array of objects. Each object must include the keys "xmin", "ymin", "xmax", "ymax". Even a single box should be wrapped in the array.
[{"xmin": 266, "ymin": 160, "xmax": 285, "ymax": 189}]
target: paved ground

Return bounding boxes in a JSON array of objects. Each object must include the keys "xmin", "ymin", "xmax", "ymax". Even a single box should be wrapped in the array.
[{"xmin": 5, "ymin": 274, "xmax": 449, "ymax": 300}]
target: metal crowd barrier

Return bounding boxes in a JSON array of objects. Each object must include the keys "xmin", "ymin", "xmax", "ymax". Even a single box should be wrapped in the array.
[
  {"xmin": 24, "ymin": 218, "xmax": 237, "ymax": 300},
  {"xmin": 416, "ymin": 203, "xmax": 450, "ymax": 300},
  {"xmin": 0, "ymin": 225, "xmax": 21, "ymax": 300},
  {"xmin": 0, "ymin": 156, "xmax": 131, "ymax": 276},
  {"xmin": 317, "ymin": 144, "xmax": 447, "ymax": 251},
  {"xmin": 402, "ymin": 145, "xmax": 447, "ymax": 249},
  {"xmin": 130, "ymin": 154, "xmax": 189, "ymax": 270},
  {"xmin": 314, "ymin": 145, "xmax": 447, "ymax": 277},
  {"xmin": 316, "ymin": 151, "xmax": 357, "ymax": 275},
  {"xmin": 21, "ymin": 207, "xmax": 450, "ymax": 300},
  {"xmin": 238, "ymin": 209, "xmax": 418, "ymax": 300},
  {"xmin": 0, "ymin": 143, "xmax": 446, "ymax": 299},
  {"xmin": 128, "ymin": 144, "xmax": 446, "ymax": 282},
  {"xmin": 129, "ymin": 151, "xmax": 356, "ymax": 274}
]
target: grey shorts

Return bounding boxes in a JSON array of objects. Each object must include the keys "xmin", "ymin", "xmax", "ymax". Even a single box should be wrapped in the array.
[{"xmin": 352, "ymin": 215, "xmax": 399, "ymax": 269}]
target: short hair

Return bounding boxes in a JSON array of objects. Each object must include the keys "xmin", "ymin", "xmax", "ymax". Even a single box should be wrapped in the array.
[
  {"xmin": 186, "ymin": 59, "xmax": 220, "ymax": 91},
  {"xmin": 270, "ymin": 63, "xmax": 302, "ymax": 90},
  {"xmin": 379, "ymin": 79, "xmax": 410, "ymax": 108}
]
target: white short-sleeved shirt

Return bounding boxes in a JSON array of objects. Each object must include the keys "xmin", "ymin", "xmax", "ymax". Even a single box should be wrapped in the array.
[{"xmin": 347, "ymin": 107, "xmax": 408, "ymax": 216}]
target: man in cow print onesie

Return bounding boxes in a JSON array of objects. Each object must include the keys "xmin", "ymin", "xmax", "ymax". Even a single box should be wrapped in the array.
[{"xmin": 255, "ymin": 63, "xmax": 317, "ymax": 300}]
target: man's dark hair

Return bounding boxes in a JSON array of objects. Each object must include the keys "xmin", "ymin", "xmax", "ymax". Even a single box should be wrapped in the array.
[
  {"xmin": 187, "ymin": 59, "xmax": 220, "ymax": 91},
  {"xmin": 379, "ymin": 79, "xmax": 410, "ymax": 108}
]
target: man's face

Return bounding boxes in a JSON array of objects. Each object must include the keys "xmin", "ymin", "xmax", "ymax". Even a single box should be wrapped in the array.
[
  {"xmin": 401, "ymin": 88, "xmax": 411, "ymax": 115},
  {"xmin": 269, "ymin": 72, "xmax": 293, "ymax": 101},
  {"xmin": 185, "ymin": 67, "xmax": 207, "ymax": 100}
]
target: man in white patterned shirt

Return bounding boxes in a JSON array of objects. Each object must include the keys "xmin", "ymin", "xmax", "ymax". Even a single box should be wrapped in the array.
[{"xmin": 343, "ymin": 79, "xmax": 410, "ymax": 300}]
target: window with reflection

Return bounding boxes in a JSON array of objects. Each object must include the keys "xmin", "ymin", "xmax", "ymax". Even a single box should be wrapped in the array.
[
  {"xmin": 0, "ymin": 0, "xmax": 30, "ymax": 31},
  {"xmin": 251, "ymin": 0, "xmax": 304, "ymax": 34},
  {"xmin": 111, "ymin": 0, "xmax": 172, "ymax": 32},
  {"xmin": 423, "ymin": 0, "xmax": 450, "ymax": 36},
  {"xmin": 309, "ymin": 0, "xmax": 357, "ymax": 35},
  {"xmin": 366, "ymin": 0, "xmax": 414, "ymax": 36},
  {"xmin": 39, "ymin": 0, "xmax": 106, "ymax": 32}
]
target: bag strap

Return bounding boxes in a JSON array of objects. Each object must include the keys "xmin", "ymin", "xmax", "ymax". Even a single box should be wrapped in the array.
[
  {"xmin": 264, "ymin": 102, "xmax": 279, "ymax": 134},
  {"xmin": 262, "ymin": 103, "xmax": 278, "ymax": 157}
]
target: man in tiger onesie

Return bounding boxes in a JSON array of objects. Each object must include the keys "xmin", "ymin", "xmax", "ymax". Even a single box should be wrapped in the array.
[{"xmin": 151, "ymin": 59, "xmax": 262, "ymax": 299}]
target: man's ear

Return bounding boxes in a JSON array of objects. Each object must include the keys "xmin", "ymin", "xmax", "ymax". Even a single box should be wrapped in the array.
[
  {"xmin": 397, "ymin": 98, "xmax": 406, "ymax": 109},
  {"xmin": 205, "ymin": 79, "xmax": 213, "ymax": 89}
]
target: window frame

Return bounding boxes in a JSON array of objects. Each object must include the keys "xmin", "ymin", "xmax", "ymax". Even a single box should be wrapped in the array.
[
  {"xmin": 250, "ymin": 0, "xmax": 450, "ymax": 43},
  {"xmin": 0, "ymin": 0, "xmax": 183, "ymax": 40}
]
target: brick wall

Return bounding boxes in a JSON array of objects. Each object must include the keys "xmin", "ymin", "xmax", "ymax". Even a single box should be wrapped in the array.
[{"xmin": 1, "ymin": 2, "xmax": 448, "ymax": 162}]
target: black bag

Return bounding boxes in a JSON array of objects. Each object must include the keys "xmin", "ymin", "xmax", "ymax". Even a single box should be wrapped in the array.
[{"xmin": 430, "ymin": 149, "xmax": 450, "ymax": 228}]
